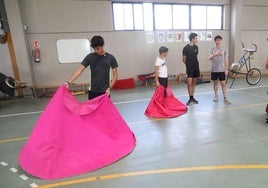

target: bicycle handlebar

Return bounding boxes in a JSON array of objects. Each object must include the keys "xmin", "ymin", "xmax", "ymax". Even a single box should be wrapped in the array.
[{"xmin": 241, "ymin": 42, "xmax": 257, "ymax": 52}]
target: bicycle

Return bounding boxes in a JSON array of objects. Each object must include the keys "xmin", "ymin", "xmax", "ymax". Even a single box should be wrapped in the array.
[{"xmin": 227, "ymin": 42, "xmax": 261, "ymax": 88}]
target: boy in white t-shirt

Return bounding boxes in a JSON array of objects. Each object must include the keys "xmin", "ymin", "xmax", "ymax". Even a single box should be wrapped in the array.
[
  {"xmin": 144, "ymin": 46, "xmax": 187, "ymax": 118},
  {"xmin": 155, "ymin": 46, "xmax": 168, "ymax": 96}
]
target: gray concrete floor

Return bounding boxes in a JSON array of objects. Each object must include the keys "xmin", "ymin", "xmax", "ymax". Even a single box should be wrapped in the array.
[{"xmin": 0, "ymin": 77, "xmax": 268, "ymax": 188}]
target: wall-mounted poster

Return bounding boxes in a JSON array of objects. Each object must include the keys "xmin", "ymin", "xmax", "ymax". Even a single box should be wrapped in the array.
[
  {"xmin": 174, "ymin": 32, "xmax": 182, "ymax": 42},
  {"xmin": 166, "ymin": 32, "xmax": 174, "ymax": 42},
  {"xmin": 184, "ymin": 31, "xmax": 190, "ymax": 42},
  {"xmin": 146, "ymin": 32, "xmax": 155, "ymax": 43},
  {"xmin": 198, "ymin": 31, "xmax": 206, "ymax": 41},
  {"xmin": 157, "ymin": 32, "xmax": 166, "ymax": 43},
  {"xmin": 206, "ymin": 31, "xmax": 213, "ymax": 41}
]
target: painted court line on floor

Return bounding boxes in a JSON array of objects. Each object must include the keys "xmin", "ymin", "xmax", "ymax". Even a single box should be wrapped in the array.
[
  {"xmin": 0, "ymin": 84, "xmax": 267, "ymax": 118},
  {"xmin": 0, "ymin": 102, "xmax": 265, "ymax": 143},
  {"xmin": 37, "ymin": 164, "xmax": 268, "ymax": 188}
]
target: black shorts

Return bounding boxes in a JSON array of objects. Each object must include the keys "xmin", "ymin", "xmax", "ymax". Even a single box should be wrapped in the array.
[
  {"xmin": 211, "ymin": 72, "xmax": 226, "ymax": 81},
  {"xmin": 88, "ymin": 90, "xmax": 106, "ymax": 100},
  {"xmin": 158, "ymin": 77, "xmax": 168, "ymax": 88},
  {"xmin": 187, "ymin": 66, "xmax": 200, "ymax": 78}
]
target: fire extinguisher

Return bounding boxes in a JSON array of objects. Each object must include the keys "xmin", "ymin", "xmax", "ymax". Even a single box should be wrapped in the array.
[{"xmin": 32, "ymin": 48, "xmax": 41, "ymax": 63}]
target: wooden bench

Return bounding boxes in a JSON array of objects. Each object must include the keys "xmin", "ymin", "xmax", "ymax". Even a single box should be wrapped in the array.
[{"xmin": 30, "ymin": 82, "xmax": 89, "ymax": 98}]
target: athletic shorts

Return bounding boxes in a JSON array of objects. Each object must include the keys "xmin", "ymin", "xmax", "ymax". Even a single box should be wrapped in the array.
[
  {"xmin": 88, "ymin": 90, "xmax": 106, "ymax": 100},
  {"xmin": 187, "ymin": 66, "xmax": 200, "ymax": 78},
  {"xmin": 211, "ymin": 72, "xmax": 226, "ymax": 81},
  {"xmin": 158, "ymin": 77, "xmax": 168, "ymax": 88}
]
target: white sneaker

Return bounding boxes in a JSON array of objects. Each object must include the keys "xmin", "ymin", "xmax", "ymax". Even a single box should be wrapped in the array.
[
  {"xmin": 213, "ymin": 96, "xmax": 219, "ymax": 102},
  {"xmin": 224, "ymin": 98, "xmax": 231, "ymax": 105}
]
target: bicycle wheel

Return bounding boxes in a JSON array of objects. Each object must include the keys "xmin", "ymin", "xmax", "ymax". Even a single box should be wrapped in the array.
[{"xmin": 246, "ymin": 68, "xmax": 261, "ymax": 85}]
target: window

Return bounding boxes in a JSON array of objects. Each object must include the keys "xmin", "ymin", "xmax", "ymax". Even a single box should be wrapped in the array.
[
  {"xmin": 143, "ymin": 3, "xmax": 153, "ymax": 31},
  {"xmin": 191, "ymin": 5, "xmax": 222, "ymax": 29},
  {"xmin": 191, "ymin": 6, "xmax": 207, "ymax": 29},
  {"xmin": 173, "ymin": 5, "xmax": 189, "ymax": 30},
  {"xmin": 113, "ymin": 3, "xmax": 146, "ymax": 30},
  {"xmin": 154, "ymin": 4, "xmax": 172, "ymax": 30},
  {"xmin": 112, "ymin": 2, "xmax": 222, "ymax": 31},
  {"xmin": 207, "ymin": 6, "xmax": 222, "ymax": 29}
]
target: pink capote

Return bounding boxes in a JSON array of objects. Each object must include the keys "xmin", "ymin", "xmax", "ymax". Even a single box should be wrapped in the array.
[
  {"xmin": 18, "ymin": 85, "xmax": 136, "ymax": 180},
  {"xmin": 145, "ymin": 85, "xmax": 187, "ymax": 118}
]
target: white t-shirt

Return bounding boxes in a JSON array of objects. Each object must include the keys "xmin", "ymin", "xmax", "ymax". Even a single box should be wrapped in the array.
[{"xmin": 155, "ymin": 56, "xmax": 167, "ymax": 78}]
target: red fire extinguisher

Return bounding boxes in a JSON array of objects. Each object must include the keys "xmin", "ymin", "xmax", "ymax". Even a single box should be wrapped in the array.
[{"xmin": 32, "ymin": 48, "xmax": 41, "ymax": 63}]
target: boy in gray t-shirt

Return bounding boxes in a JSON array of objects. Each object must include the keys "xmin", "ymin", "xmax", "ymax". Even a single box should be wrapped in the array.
[{"xmin": 208, "ymin": 35, "xmax": 231, "ymax": 104}]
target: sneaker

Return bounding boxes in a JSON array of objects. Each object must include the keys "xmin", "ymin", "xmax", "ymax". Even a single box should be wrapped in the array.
[
  {"xmin": 186, "ymin": 99, "xmax": 194, "ymax": 106},
  {"xmin": 192, "ymin": 98, "xmax": 199, "ymax": 104},
  {"xmin": 213, "ymin": 96, "xmax": 219, "ymax": 102},
  {"xmin": 224, "ymin": 98, "xmax": 231, "ymax": 105}
]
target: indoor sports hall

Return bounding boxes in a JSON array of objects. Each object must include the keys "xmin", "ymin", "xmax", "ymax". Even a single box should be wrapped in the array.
[{"xmin": 1, "ymin": 0, "xmax": 268, "ymax": 188}]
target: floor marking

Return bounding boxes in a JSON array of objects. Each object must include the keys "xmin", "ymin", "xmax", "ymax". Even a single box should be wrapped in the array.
[
  {"xmin": 128, "ymin": 102, "xmax": 266, "ymax": 126},
  {"xmin": 114, "ymin": 84, "xmax": 268, "ymax": 105},
  {"xmin": 10, "ymin": 167, "xmax": 18, "ymax": 173},
  {"xmin": 37, "ymin": 164, "xmax": 268, "ymax": 188},
  {"xmin": 30, "ymin": 183, "xmax": 39, "ymax": 188},
  {"xmin": 0, "ymin": 160, "xmax": 39, "ymax": 187},
  {"xmin": 0, "ymin": 111, "xmax": 42, "ymax": 118},
  {"xmin": 19, "ymin": 174, "xmax": 29, "ymax": 180},
  {"xmin": 0, "ymin": 161, "xmax": 8, "ymax": 166},
  {"xmin": 0, "ymin": 137, "xmax": 28, "ymax": 143},
  {"xmin": 0, "ymin": 84, "xmax": 267, "ymax": 117},
  {"xmin": 0, "ymin": 102, "xmax": 266, "ymax": 143}
]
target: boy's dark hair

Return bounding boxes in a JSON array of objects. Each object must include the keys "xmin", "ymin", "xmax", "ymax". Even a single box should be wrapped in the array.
[
  {"xmin": 159, "ymin": 46, "xmax": 168, "ymax": 54},
  {"xmin": 189, "ymin": 33, "xmax": 198, "ymax": 41},
  {"xmin": 90, "ymin": 36, "xmax": 104, "ymax": 48},
  {"xmin": 214, "ymin": 35, "xmax": 222, "ymax": 41}
]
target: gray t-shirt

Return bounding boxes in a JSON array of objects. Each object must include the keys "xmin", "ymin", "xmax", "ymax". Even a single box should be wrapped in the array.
[{"xmin": 209, "ymin": 46, "xmax": 228, "ymax": 72}]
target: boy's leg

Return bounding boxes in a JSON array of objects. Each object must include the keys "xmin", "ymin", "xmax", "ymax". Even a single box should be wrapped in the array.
[{"xmin": 213, "ymin": 80, "xmax": 219, "ymax": 102}]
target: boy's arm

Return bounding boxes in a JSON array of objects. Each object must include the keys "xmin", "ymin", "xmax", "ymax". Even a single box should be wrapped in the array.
[
  {"xmin": 182, "ymin": 55, "xmax": 186, "ymax": 64},
  {"xmin": 66, "ymin": 65, "xmax": 86, "ymax": 88},
  {"xmin": 154, "ymin": 66, "xmax": 160, "ymax": 86},
  {"xmin": 110, "ymin": 68, "xmax": 118, "ymax": 89},
  {"xmin": 225, "ymin": 55, "xmax": 229, "ymax": 71}
]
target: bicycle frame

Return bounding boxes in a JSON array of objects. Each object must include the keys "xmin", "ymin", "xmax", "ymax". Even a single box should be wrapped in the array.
[
  {"xmin": 227, "ymin": 42, "xmax": 261, "ymax": 88},
  {"xmin": 239, "ymin": 43, "xmax": 257, "ymax": 71}
]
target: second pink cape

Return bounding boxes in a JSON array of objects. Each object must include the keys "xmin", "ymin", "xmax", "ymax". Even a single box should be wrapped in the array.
[{"xmin": 145, "ymin": 85, "xmax": 187, "ymax": 118}]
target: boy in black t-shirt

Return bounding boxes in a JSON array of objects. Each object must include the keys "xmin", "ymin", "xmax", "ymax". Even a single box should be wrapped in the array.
[
  {"xmin": 182, "ymin": 33, "xmax": 200, "ymax": 105},
  {"xmin": 66, "ymin": 36, "xmax": 118, "ymax": 99}
]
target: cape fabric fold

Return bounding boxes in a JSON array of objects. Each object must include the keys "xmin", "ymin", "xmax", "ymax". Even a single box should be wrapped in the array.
[
  {"xmin": 18, "ymin": 85, "xmax": 136, "ymax": 180},
  {"xmin": 145, "ymin": 85, "xmax": 187, "ymax": 118}
]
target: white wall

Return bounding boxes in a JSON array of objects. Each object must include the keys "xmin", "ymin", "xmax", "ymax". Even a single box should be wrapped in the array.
[
  {"xmin": 2, "ymin": 0, "xmax": 268, "ymax": 87},
  {"xmin": 0, "ymin": 43, "xmax": 13, "ymax": 76}
]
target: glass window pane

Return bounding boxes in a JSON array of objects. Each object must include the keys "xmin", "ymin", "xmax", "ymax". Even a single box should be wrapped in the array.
[
  {"xmin": 173, "ymin": 5, "xmax": 189, "ymax": 29},
  {"xmin": 123, "ymin": 4, "xmax": 134, "ymax": 30},
  {"xmin": 113, "ymin": 3, "xmax": 124, "ymax": 30},
  {"xmin": 207, "ymin": 6, "xmax": 222, "ymax": 29},
  {"xmin": 143, "ymin": 3, "xmax": 153, "ymax": 31},
  {"xmin": 191, "ymin": 5, "xmax": 206, "ymax": 29},
  {"xmin": 133, "ymin": 4, "xmax": 143, "ymax": 30},
  {"xmin": 154, "ymin": 4, "xmax": 172, "ymax": 30}
]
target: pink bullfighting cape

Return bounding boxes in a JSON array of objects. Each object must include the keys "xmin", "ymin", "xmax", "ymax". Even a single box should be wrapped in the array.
[
  {"xmin": 145, "ymin": 85, "xmax": 187, "ymax": 118},
  {"xmin": 18, "ymin": 85, "xmax": 136, "ymax": 180}
]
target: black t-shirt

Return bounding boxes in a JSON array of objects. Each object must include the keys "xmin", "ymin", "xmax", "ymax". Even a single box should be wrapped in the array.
[
  {"xmin": 182, "ymin": 44, "xmax": 199, "ymax": 69},
  {"xmin": 81, "ymin": 52, "xmax": 118, "ymax": 93}
]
